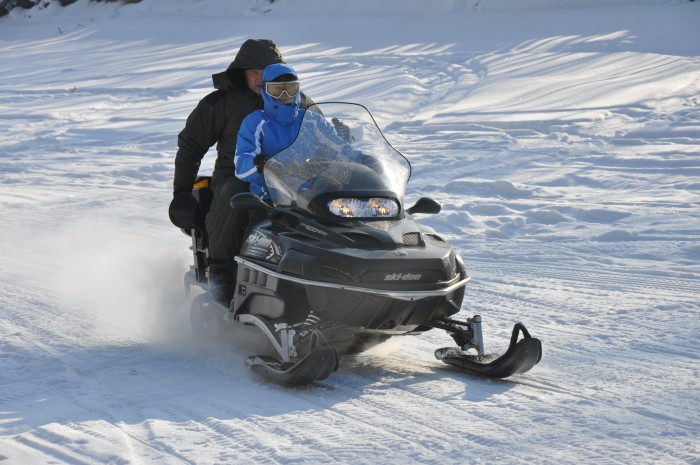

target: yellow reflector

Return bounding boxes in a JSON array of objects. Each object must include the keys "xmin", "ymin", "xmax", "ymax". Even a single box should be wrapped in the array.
[{"xmin": 193, "ymin": 179, "xmax": 209, "ymax": 189}]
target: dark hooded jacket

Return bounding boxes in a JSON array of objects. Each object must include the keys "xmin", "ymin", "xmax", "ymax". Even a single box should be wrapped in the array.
[{"xmin": 173, "ymin": 39, "xmax": 314, "ymax": 193}]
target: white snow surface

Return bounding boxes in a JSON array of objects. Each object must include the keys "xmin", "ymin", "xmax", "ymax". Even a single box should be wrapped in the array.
[{"xmin": 1, "ymin": 0, "xmax": 699, "ymax": 463}]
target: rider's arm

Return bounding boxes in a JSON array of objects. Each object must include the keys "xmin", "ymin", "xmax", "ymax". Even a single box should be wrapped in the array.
[
  {"xmin": 314, "ymin": 114, "xmax": 362, "ymax": 161},
  {"xmin": 234, "ymin": 113, "xmax": 265, "ymax": 187},
  {"xmin": 174, "ymin": 92, "xmax": 227, "ymax": 193}
]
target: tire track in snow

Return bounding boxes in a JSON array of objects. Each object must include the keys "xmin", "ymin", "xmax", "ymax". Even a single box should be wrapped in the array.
[
  {"xmin": 344, "ymin": 345, "xmax": 640, "ymax": 465},
  {"xmin": 161, "ymin": 399, "xmax": 343, "ymax": 464},
  {"xmin": 199, "ymin": 390, "xmax": 437, "ymax": 465},
  {"xmin": 286, "ymin": 363, "xmax": 536, "ymax": 464},
  {"xmin": 161, "ymin": 370, "xmax": 487, "ymax": 464},
  {"xmin": 13, "ymin": 433, "xmax": 95, "ymax": 465},
  {"xmin": 470, "ymin": 258, "xmax": 698, "ymax": 294},
  {"xmin": 14, "ymin": 421, "xmax": 195, "ymax": 465},
  {"xmin": 450, "ymin": 258, "xmax": 699, "ymax": 464},
  {"xmin": 325, "ymin": 355, "xmax": 640, "ymax": 465}
]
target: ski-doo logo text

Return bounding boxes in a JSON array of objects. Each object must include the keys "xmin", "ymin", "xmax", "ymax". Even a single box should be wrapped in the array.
[
  {"xmin": 384, "ymin": 272, "xmax": 422, "ymax": 281},
  {"xmin": 248, "ymin": 231, "xmax": 272, "ymax": 249},
  {"xmin": 246, "ymin": 231, "xmax": 281, "ymax": 260}
]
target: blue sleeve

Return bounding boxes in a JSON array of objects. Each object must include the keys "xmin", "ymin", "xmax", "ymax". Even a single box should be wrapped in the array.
[
  {"xmin": 317, "ymin": 114, "xmax": 345, "ymax": 144},
  {"xmin": 235, "ymin": 113, "xmax": 265, "ymax": 185},
  {"xmin": 315, "ymin": 114, "xmax": 361, "ymax": 161}
]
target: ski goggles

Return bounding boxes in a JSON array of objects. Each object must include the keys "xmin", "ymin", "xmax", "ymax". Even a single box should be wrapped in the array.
[{"xmin": 265, "ymin": 80, "xmax": 300, "ymax": 99}]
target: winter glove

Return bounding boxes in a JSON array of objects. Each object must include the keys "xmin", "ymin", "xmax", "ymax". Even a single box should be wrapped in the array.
[
  {"xmin": 253, "ymin": 155, "xmax": 271, "ymax": 173},
  {"xmin": 332, "ymin": 118, "xmax": 353, "ymax": 142},
  {"xmin": 169, "ymin": 192, "xmax": 205, "ymax": 230}
]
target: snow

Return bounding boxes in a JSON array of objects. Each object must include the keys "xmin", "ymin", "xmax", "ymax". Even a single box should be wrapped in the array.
[{"xmin": 1, "ymin": 0, "xmax": 699, "ymax": 463}]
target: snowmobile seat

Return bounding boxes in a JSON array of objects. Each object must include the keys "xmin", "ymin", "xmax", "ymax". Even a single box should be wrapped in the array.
[{"xmin": 191, "ymin": 176, "xmax": 213, "ymax": 218}]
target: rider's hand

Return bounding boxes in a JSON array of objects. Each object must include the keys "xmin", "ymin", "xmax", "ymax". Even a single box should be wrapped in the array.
[
  {"xmin": 332, "ymin": 118, "xmax": 353, "ymax": 142},
  {"xmin": 169, "ymin": 192, "xmax": 204, "ymax": 230},
  {"xmin": 254, "ymin": 155, "xmax": 271, "ymax": 173}
]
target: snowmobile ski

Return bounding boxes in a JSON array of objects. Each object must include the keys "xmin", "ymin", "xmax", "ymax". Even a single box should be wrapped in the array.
[
  {"xmin": 245, "ymin": 345, "xmax": 340, "ymax": 385},
  {"xmin": 435, "ymin": 323, "xmax": 542, "ymax": 378}
]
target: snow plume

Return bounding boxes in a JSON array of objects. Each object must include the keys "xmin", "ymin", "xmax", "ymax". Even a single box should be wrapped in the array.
[{"xmin": 45, "ymin": 216, "xmax": 193, "ymax": 345}]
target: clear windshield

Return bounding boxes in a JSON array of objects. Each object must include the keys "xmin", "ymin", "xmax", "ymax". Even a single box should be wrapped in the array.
[{"xmin": 264, "ymin": 103, "xmax": 411, "ymax": 213}]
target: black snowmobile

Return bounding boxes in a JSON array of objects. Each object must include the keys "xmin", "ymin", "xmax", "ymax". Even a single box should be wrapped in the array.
[{"xmin": 175, "ymin": 102, "xmax": 542, "ymax": 385}]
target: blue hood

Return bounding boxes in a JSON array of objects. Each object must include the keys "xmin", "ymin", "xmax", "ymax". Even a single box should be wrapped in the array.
[{"xmin": 262, "ymin": 63, "xmax": 301, "ymax": 125}]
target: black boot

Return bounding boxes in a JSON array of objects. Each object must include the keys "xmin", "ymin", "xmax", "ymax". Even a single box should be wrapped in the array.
[{"xmin": 208, "ymin": 262, "xmax": 236, "ymax": 306}]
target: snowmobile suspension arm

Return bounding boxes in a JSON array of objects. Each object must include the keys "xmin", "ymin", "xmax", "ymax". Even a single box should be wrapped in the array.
[
  {"xmin": 423, "ymin": 315, "xmax": 485, "ymax": 355},
  {"xmin": 237, "ymin": 313, "xmax": 331, "ymax": 363},
  {"xmin": 237, "ymin": 314, "xmax": 297, "ymax": 362}
]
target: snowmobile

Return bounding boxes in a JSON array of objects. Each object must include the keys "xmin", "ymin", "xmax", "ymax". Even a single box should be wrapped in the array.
[{"xmin": 174, "ymin": 102, "xmax": 542, "ymax": 385}]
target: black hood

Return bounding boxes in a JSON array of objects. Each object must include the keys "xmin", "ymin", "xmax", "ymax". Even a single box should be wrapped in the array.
[{"xmin": 212, "ymin": 39, "xmax": 286, "ymax": 91}]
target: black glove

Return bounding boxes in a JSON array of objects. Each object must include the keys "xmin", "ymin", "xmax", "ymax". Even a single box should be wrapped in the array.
[
  {"xmin": 253, "ymin": 155, "xmax": 270, "ymax": 173},
  {"xmin": 169, "ymin": 192, "xmax": 204, "ymax": 230},
  {"xmin": 332, "ymin": 118, "xmax": 353, "ymax": 142}
]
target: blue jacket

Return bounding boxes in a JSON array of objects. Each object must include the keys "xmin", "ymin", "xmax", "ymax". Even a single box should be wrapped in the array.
[
  {"xmin": 235, "ymin": 63, "xmax": 304, "ymax": 199},
  {"xmin": 236, "ymin": 63, "xmax": 358, "ymax": 200}
]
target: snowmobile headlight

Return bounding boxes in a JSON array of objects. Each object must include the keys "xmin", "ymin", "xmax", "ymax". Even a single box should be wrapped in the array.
[{"xmin": 327, "ymin": 198, "xmax": 399, "ymax": 218}]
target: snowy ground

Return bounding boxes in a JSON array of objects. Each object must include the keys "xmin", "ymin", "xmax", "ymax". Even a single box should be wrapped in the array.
[{"xmin": 1, "ymin": 0, "xmax": 699, "ymax": 464}]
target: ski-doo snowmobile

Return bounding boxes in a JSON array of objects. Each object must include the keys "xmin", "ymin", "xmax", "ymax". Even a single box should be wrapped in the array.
[{"xmin": 174, "ymin": 102, "xmax": 541, "ymax": 385}]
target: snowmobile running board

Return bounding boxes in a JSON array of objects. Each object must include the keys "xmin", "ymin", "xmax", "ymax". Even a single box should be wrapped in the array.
[
  {"xmin": 435, "ymin": 323, "xmax": 542, "ymax": 378},
  {"xmin": 245, "ymin": 346, "xmax": 340, "ymax": 386}
]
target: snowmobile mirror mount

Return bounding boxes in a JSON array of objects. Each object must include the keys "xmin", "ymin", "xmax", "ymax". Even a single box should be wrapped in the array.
[{"xmin": 406, "ymin": 197, "xmax": 441, "ymax": 215}]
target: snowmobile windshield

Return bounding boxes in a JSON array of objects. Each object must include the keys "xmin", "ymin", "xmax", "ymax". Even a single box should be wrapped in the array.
[{"xmin": 264, "ymin": 103, "xmax": 411, "ymax": 220}]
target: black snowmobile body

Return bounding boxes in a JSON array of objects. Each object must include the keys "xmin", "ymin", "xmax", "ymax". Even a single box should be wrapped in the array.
[{"xmin": 178, "ymin": 103, "xmax": 541, "ymax": 385}]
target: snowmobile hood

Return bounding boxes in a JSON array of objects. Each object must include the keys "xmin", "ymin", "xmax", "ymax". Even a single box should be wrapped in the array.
[
  {"xmin": 262, "ymin": 63, "xmax": 301, "ymax": 125},
  {"xmin": 212, "ymin": 39, "xmax": 286, "ymax": 91}
]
